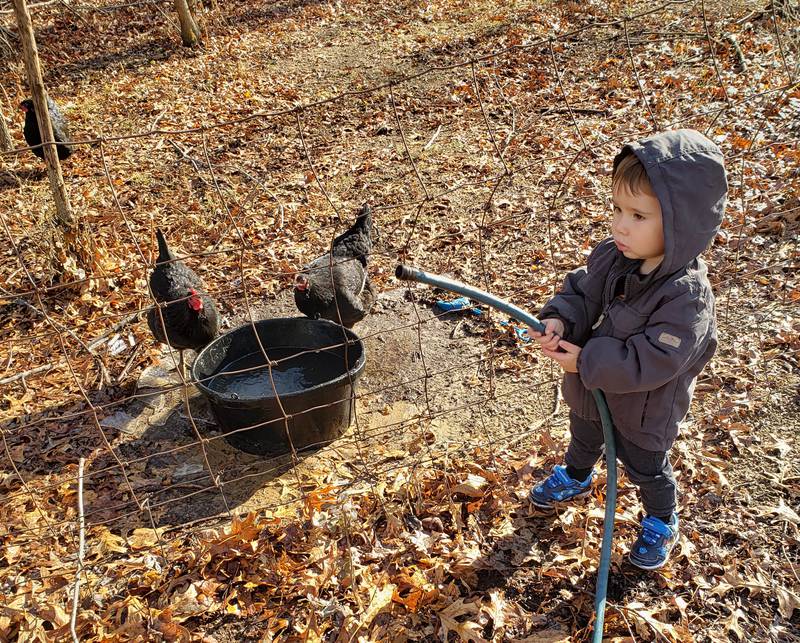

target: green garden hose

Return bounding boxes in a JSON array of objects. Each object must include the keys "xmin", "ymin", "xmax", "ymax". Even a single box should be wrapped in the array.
[{"xmin": 395, "ymin": 264, "xmax": 616, "ymax": 641}]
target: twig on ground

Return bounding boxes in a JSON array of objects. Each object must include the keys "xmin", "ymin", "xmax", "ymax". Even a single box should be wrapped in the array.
[
  {"xmin": 783, "ymin": 544, "xmax": 800, "ymax": 585},
  {"xmin": 535, "ymin": 107, "xmax": 608, "ymax": 116},
  {"xmin": 0, "ymin": 310, "xmax": 140, "ymax": 386},
  {"xmin": 0, "ymin": 362, "xmax": 54, "ymax": 385},
  {"xmin": 10, "ymin": 298, "xmax": 112, "ymax": 385},
  {"xmin": 116, "ymin": 342, "xmax": 142, "ymax": 384},
  {"xmin": 611, "ymin": 603, "xmax": 640, "ymax": 641},
  {"xmin": 86, "ymin": 311, "xmax": 141, "ymax": 351},
  {"xmin": 735, "ymin": 9, "xmax": 760, "ymax": 24},
  {"xmin": 613, "ymin": 605, "xmax": 673, "ymax": 643},
  {"xmin": 15, "ymin": 298, "xmax": 99, "ymax": 358},
  {"xmin": 724, "ymin": 34, "xmax": 747, "ymax": 73},
  {"xmin": 56, "ymin": 0, "xmax": 91, "ymax": 27},
  {"xmin": 177, "ymin": 412, "xmax": 216, "ymax": 425},
  {"xmin": 70, "ymin": 457, "xmax": 86, "ymax": 643},
  {"xmin": 149, "ymin": 108, "xmax": 167, "ymax": 132},
  {"xmin": 3, "ymin": 344, "xmax": 12, "ymax": 373},
  {"xmin": 166, "ymin": 138, "xmax": 209, "ymax": 183},
  {"xmin": 422, "ymin": 124, "xmax": 442, "ymax": 151},
  {"xmin": 0, "ymin": 0, "xmax": 58, "ymax": 14}
]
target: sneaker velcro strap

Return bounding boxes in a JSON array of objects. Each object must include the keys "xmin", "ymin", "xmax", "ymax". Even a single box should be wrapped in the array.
[
  {"xmin": 641, "ymin": 516, "xmax": 674, "ymax": 538},
  {"xmin": 551, "ymin": 466, "xmax": 574, "ymax": 487}
]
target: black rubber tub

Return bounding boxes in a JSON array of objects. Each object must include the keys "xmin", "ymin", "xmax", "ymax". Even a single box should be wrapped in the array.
[{"xmin": 192, "ymin": 318, "xmax": 366, "ymax": 455}]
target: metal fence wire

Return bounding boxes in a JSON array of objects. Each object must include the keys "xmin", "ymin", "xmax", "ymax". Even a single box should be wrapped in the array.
[{"xmin": 0, "ymin": 0, "xmax": 798, "ymax": 639}]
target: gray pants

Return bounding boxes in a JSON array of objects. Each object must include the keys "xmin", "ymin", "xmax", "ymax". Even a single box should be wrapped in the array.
[{"xmin": 565, "ymin": 411, "xmax": 677, "ymax": 517}]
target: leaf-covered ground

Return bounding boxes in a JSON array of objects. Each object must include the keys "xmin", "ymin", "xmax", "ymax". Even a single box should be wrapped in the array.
[{"xmin": 0, "ymin": 0, "xmax": 798, "ymax": 640}]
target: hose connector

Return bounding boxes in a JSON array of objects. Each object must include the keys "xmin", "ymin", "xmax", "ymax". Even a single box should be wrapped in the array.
[{"xmin": 395, "ymin": 264, "xmax": 417, "ymax": 281}]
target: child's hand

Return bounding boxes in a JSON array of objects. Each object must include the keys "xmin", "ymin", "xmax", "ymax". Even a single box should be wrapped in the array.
[
  {"xmin": 542, "ymin": 339, "xmax": 581, "ymax": 373},
  {"xmin": 530, "ymin": 318, "xmax": 564, "ymax": 352}
]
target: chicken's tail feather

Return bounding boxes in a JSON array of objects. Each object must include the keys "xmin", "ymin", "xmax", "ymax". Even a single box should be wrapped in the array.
[
  {"xmin": 354, "ymin": 203, "xmax": 372, "ymax": 233},
  {"xmin": 155, "ymin": 228, "xmax": 174, "ymax": 264}
]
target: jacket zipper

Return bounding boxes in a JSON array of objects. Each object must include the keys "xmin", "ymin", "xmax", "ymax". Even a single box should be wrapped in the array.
[
  {"xmin": 592, "ymin": 297, "xmax": 618, "ymax": 331},
  {"xmin": 592, "ymin": 267, "xmax": 629, "ymax": 332}
]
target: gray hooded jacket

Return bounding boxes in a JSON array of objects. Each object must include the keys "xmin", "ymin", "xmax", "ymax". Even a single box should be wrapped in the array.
[{"xmin": 539, "ymin": 129, "xmax": 727, "ymax": 451}]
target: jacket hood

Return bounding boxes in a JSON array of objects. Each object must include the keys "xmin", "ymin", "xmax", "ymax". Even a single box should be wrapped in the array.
[{"xmin": 614, "ymin": 129, "xmax": 727, "ymax": 279}]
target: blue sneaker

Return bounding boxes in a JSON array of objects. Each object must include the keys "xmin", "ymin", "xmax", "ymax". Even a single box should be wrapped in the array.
[
  {"xmin": 528, "ymin": 465, "xmax": 596, "ymax": 509},
  {"xmin": 628, "ymin": 514, "xmax": 679, "ymax": 570}
]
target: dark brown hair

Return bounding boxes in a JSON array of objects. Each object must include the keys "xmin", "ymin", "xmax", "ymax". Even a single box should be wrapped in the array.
[{"xmin": 612, "ymin": 151, "xmax": 655, "ymax": 195}]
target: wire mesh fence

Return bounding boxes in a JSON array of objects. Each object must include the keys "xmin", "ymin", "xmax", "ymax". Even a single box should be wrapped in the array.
[{"xmin": 0, "ymin": 0, "xmax": 798, "ymax": 638}]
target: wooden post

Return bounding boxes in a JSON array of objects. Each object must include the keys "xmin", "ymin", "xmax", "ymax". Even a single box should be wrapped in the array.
[
  {"xmin": 11, "ymin": 0, "xmax": 91, "ymax": 276},
  {"xmin": 0, "ymin": 105, "xmax": 11, "ymax": 152},
  {"xmin": 12, "ymin": 0, "xmax": 74, "ymax": 229},
  {"xmin": 0, "ymin": 84, "xmax": 15, "ymax": 154},
  {"xmin": 174, "ymin": 0, "xmax": 202, "ymax": 47}
]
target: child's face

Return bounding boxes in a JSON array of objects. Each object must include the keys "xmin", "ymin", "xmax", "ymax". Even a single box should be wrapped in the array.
[{"xmin": 611, "ymin": 182, "xmax": 665, "ymax": 274}]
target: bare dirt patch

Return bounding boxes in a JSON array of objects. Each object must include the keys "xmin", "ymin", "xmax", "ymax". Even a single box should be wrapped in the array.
[{"xmin": 97, "ymin": 285, "xmax": 557, "ymax": 530}]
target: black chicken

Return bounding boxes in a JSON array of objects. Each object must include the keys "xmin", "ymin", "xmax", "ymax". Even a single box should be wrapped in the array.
[
  {"xmin": 294, "ymin": 204, "xmax": 376, "ymax": 328},
  {"xmin": 19, "ymin": 97, "xmax": 74, "ymax": 161},
  {"xmin": 147, "ymin": 229, "xmax": 219, "ymax": 378}
]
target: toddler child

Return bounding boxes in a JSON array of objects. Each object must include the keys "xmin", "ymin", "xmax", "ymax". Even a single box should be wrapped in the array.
[{"xmin": 529, "ymin": 129, "xmax": 727, "ymax": 570}]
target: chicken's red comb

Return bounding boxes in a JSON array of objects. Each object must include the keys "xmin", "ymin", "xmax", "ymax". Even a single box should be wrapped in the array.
[{"xmin": 187, "ymin": 289, "xmax": 203, "ymax": 311}]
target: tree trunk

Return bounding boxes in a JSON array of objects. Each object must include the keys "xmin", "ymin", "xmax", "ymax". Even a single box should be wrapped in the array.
[
  {"xmin": 174, "ymin": 0, "xmax": 202, "ymax": 47},
  {"xmin": 0, "ymin": 105, "xmax": 11, "ymax": 152},
  {"xmin": 11, "ymin": 0, "xmax": 92, "ymax": 279}
]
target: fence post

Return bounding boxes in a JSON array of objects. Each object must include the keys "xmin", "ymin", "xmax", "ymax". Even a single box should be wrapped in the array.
[
  {"xmin": 0, "ymin": 105, "xmax": 11, "ymax": 152},
  {"xmin": 11, "ymin": 0, "xmax": 92, "ymax": 277}
]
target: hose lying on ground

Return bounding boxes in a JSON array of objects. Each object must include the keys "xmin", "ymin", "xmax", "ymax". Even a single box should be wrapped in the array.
[{"xmin": 395, "ymin": 264, "xmax": 616, "ymax": 642}]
